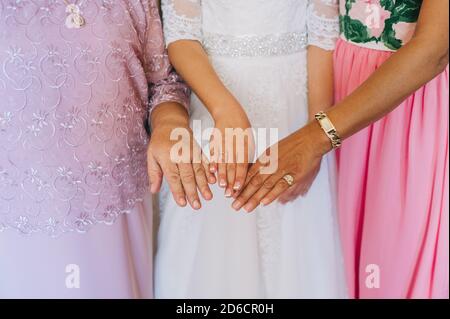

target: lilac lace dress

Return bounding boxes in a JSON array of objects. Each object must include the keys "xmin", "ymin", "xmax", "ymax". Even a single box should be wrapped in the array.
[{"xmin": 0, "ymin": 0, "xmax": 189, "ymax": 298}]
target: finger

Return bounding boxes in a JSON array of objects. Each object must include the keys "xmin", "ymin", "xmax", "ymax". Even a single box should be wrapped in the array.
[
  {"xmin": 202, "ymin": 153, "xmax": 216, "ymax": 184},
  {"xmin": 242, "ymin": 175, "xmax": 280, "ymax": 213},
  {"xmin": 233, "ymin": 163, "xmax": 248, "ymax": 192},
  {"xmin": 243, "ymin": 160, "xmax": 262, "ymax": 187},
  {"xmin": 209, "ymin": 160, "xmax": 218, "ymax": 175},
  {"xmin": 225, "ymin": 163, "xmax": 236, "ymax": 198},
  {"xmin": 232, "ymin": 172, "xmax": 270, "ymax": 211},
  {"xmin": 209, "ymin": 133, "xmax": 219, "ymax": 174},
  {"xmin": 147, "ymin": 154, "xmax": 163, "ymax": 194},
  {"xmin": 194, "ymin": 141, "xmax": 216, "ymax": 185},
  {"xmin": 279, "ymin": 179, "xmax": 314, "ymax": 204},
  {"xmin": 193, "ymin": 162, "xmax": 213, "ymax": 201},
  {"xmin": 278, "ymin": 184, "xmax": 299, "ymax": 204},
  {"xmin": 217, "ymin": 153, "xmax": 227, "ymax": 188},
  {"xmin": 162, "ymin": 163, "xmax": 187, "ymax": 207},
  {"xmin": 178, "ymin": 163, "xmax": 201, "ymax": 210},
  {"xmin": 232, "ymin": 161, "xmax": 261, "ymax": 199},
  {"xmin": 278, "ymin": 191, "xmax": 293, "ymax": 204},
  {"xmin": 260, "ymin": 178, "xmax": 292, "ymax": 207}
]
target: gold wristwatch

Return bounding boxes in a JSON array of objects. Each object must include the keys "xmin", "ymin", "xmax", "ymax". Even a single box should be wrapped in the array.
[{"xmin": 314, "ymin": 111, "xmax": 342, "ymax": 149}]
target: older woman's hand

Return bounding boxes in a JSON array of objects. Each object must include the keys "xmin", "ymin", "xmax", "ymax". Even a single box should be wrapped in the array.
[
  {"xmin": 148, "ymin": 102, "xmax": 216, "ymax": 210},
  {"xmin": 231, "ymin": 122, "xmax": 331, "ymax": 212}
]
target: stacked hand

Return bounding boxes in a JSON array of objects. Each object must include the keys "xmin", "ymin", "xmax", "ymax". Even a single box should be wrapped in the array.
[
  {"xmin": 209, "ymin": 106, "xmax": 254, "ymax": 198},
  {"xmin": 231, "ymin": 123, "xmax": 329, "ymax": 212},
  {"xmin": 148, "ymin": 103, "xmax": 330, "ymax": 211},
  {"xmin": 148, "ymin": 102, "xmax": 215, "ymax": 210}
]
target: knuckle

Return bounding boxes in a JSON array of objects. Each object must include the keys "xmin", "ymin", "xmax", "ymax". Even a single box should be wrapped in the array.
[
  {"xmin": 182, "ymin": 174, "xmax": 196, "ymax": 184},
  {"xmin": 166, "ymin": 173, "xmax": 180, "ymax": 184},
  {"xmin": 187, "ymin": 192, "xmax": 199, "ymax": 200},
  {"xmin": 250, "ymin": 175, "xmax": 263, "ymax": 187},
  {"xmin": 263, "ymin": 180, "xmax": 274, "ymax": 190},
  {"xmin": 237, "ymin": 193, "xmax": 249, "ymax": 201},
  {"xmin": 193, "ymin": 165, "xmax": 204, "ymax": 176}
]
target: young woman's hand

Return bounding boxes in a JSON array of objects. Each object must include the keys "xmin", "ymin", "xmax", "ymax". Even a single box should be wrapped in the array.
[{"xmin": 210, "ymin": 105, "xmax": 254, "ymax": 198}]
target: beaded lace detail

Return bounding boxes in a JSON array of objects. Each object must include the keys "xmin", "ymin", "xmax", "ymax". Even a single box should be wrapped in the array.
[
  {"xmin": 203, "ymin": 32, "xmax": 308, "ymax": 58},
  {"xmin": 162, "ymin": 0, "xmax": 340, "ymax": 51}
]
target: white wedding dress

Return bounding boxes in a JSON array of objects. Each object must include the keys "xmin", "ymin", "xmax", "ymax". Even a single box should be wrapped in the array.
[{"xmin": 156, "ymin": 0, "xmax": 347, "ymax": 298}]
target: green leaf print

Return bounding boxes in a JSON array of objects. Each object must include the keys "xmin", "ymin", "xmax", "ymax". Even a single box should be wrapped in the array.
[
  {"xmin": 340, "ymin": 15, "xmax": 374, "ymax": 43},
  {"xmin": 341, "ymin": 0, "xmax": 423, "ymax": 50},
  {"xmin": 392, "ymin": 0, "xmax": 422, "ymax": 23},
  {"xmin": 380, "ymin": 0, "xmax": 395, "ymax": 11},
  {"xmin": 345, "ymin": 0, "xmax": 357, "ymax": 14},
  {"xmin": 381, "ymin": 22, "xmax": 402, "ymax": 50}
]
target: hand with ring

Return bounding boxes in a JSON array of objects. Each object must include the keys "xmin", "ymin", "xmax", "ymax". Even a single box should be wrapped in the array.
[{"xmin": 231, "ymin": 122, "xmax": 331, "ymax": 212}]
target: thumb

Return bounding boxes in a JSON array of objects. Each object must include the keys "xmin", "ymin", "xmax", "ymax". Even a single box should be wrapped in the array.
[{"xmin": 148, "ymin": 153, "xmax": 163, "ymax": 194}]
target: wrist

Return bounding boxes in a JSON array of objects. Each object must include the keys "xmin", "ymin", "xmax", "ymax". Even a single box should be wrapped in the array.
[
  {"xmin": 210, "ymin": 98, "xmax": 245, "ymax": 121},
  {"xmin": 298, "ymin": 121, "xmax": 333, "ymax": 158},
  {"xmin": 151, "ymin": 102, "xmax": 190, "ymax": 130}
]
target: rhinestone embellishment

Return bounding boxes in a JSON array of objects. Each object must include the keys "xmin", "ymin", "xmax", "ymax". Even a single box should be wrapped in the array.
[{"xmin": 203, "ymin": 31, "xmax": 307, "ymax": 58}]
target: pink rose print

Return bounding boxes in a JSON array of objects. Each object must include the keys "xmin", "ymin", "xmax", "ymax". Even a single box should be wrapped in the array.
[
  {"xmin": 393, "ymin": 21, "xmax": 416, "ymax": 44},
  {"xmin": 349, "ymin": 0, "xmax": 391, "ymax": 38}
]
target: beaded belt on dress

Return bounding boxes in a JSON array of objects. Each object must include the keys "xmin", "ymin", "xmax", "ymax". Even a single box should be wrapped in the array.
[{"xmin": 202, "ymin": 31, "xmax": 308, "ymax": 58}]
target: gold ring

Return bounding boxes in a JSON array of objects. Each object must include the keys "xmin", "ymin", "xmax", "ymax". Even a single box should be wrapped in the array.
[{"xmin": 282, "ymin": 174, "xmax": 295, "ymax": 187}]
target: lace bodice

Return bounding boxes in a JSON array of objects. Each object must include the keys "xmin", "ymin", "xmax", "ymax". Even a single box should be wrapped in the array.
[
  {"xmin": 162, "ymin": 0, "xmax": 340, "ymax": 52},
  {"xmin": 340, "ymin": 0, "xmax": 423, "ymax": 51},
  {"xmin": 0, "ymin": 0, "xmax": 189, "ymax": 237}
]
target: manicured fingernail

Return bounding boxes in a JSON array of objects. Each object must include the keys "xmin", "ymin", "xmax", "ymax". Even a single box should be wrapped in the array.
[
  {"xmin": 261, "ymin": 198, "xmax": 269, "ymax": 206},
  {"xmin": 244, "ymin": 203, "xmax": 253, "ymax": 213},
  {"xmin": 178, "ymin": 197, "xmax": 187, "ymax": 206},
  {"xmin": 219, "ymin": 180, "xmax": 227, "ymax": 187},
  {"xmin": 233, "ymin": 183, "xmax": 241, "ymax": 190},
  {"xmin": 193, "ymin": 200, "xmax": 201, "ymax": 210},
  {"xmin": 209, "ymin": 176, "xmax": 216, "ymax": 184},
  {"xmin": 232, "ymin": 200, "xmax": 242, "ymax": 211},
  {"xmin": 225, "ymin": 189, "xmax": 232, "ymax": 197}
]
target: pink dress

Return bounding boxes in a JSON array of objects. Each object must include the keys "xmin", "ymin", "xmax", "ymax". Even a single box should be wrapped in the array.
[
  {"xmin": 0, "ymin": 0, "xmax": 189, "ymax": 298},
  {"xmin": 335, "ymin": 0, "xmax": 449, "ymax": 298}
]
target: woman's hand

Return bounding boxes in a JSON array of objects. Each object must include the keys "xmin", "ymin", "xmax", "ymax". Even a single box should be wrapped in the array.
[
  {"xmin": 232, "ymin": 121, "xmax": 331, "ymax": 212},
  {"xmin": 210, "ymin": 105, "xmax": 254, "ymax": 198},
  {"xmin": 148, "ymin": 102, "xmax": 216, "ymax": 210},
  {"xmin": 278, "ymin": 161, "xmax": 321, "ymax": 204}
]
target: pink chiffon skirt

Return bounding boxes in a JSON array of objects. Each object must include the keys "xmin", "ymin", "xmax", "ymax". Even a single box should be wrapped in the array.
[{"xmin": 334, "ymin": 39, "xmax": 449, "ymax": 299}]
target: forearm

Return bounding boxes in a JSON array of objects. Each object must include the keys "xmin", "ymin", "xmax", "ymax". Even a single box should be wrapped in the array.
[
  {"xmin": 307, "ymin": 46, "xmax": 335, "ymax": 120},
  {"xmin": 323, "ymin": 0, "xmax": 449, "ymax": 145},
  {"xmin": 168, "ymin": 40, "xmax": 242, "ymax": 118},
  {"xmin": 327, "ymin": 35, "xmax": 448, "ymax": 142}
]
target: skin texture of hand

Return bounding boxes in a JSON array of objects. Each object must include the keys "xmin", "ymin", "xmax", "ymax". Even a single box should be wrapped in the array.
[
  {"xmin": 232, "ymin": 122, "xmax": 331, "ymax": 213},
  {"xmin": 148, "ymin": 102, "xmax": 216, "ymax": 210},
  {"xmin": 209, "ymin": 106, "xmax": 254, "ymax": 198},
  {"xmin": 278, "ymin": 160, "xmax": 321, "ymax": 204}
]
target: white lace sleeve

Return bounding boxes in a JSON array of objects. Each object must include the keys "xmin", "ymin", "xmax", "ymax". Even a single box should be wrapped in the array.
[
  {"xmin": 161, "ymin": 0, "xmax": 202, "ymax": 46},
  {"xmin": 307, "ymin": 0, "xmax": 339, "ymax": 51}
]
